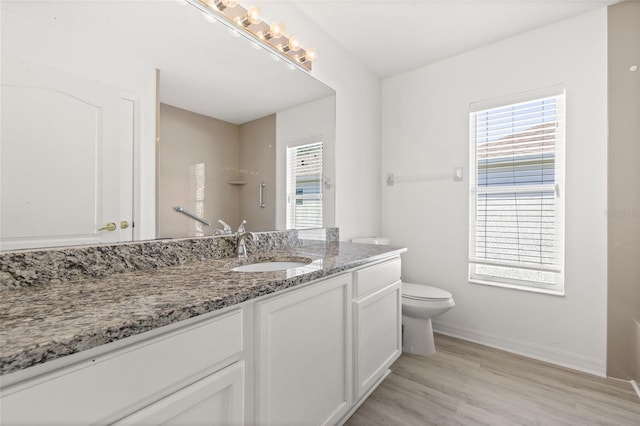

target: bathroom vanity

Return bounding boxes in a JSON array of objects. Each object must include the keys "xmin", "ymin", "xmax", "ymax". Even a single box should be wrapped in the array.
[{"xmin": 0, "ymin": 232, "xmax": 405, "ymax": 425}]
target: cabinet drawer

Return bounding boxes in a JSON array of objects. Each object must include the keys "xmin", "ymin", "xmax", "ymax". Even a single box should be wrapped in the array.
[
  {"xmin": 115, "ymin": 361, "xmax": 245, "ymax": 426},
  {"xmin": 1, "ymin": 309, "xmax": 243, "ymax": 425},
  {"xmin": 354, "ymin": 258, "xmax": 401, "ymax": 298}
]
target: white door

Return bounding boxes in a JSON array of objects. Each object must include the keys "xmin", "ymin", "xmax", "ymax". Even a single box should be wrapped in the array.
[
  {"xmin": 354, "ymin": 281, "xmax": 402, "ymax": 399},
  {"xmin": 1, "ymin": 58, "xmax": 134, "ymax": 250}
]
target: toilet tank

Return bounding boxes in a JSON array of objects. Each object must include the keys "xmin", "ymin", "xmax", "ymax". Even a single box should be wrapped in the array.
[{"xmin": 351, "ymin": 237, "xmax": 391, "ymax": 245}]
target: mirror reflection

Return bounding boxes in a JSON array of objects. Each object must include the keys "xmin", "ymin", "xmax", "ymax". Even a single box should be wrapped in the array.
[{"xmin": 0, "ymin": 1, "xmax": 336, "ymax": 250}]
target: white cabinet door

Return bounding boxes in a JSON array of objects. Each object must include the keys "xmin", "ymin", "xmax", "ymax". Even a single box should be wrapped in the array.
[
  {"xmin": 115, "ymin": 361, "xmax": 244, "ymax": 426},
  {"xmin": 1, "ymin": 58, "xmax": 134, "ymax": 249},
  {"xmin": 354, "ymin": 281, "xmax": 402, "ymax": 399},
  {"xmin": 256, "ymin": 274, "xmax": 352, "ymax": 426}
]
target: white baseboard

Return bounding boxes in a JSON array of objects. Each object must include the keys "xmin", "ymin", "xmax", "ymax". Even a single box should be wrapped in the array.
[{"xmin": 432, "ymin": 320, "xmax": 606, "ymax": 377}]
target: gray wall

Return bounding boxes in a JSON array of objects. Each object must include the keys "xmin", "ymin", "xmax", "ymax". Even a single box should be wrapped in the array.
[
  {"xmin": 607, "ymin": 0, "xmax": 640, "ymax": 381},
  {"xmin": 157, "ymin": 104, "xmax": 241, "ymax": 237},
  {"xmin": 239, "ymin": 115, "xmax": 277, "ymax": 232}
]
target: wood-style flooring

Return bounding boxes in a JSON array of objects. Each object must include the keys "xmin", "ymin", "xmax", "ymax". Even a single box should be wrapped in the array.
[{"xmin": 346, "ymin": 333, "xmax": 640, "ymax": 426}]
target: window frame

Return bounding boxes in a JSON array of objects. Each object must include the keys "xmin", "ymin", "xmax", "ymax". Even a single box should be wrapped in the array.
[{"xmin": 468, "ymin": 85, "xmax": 566, "ymax": 295}]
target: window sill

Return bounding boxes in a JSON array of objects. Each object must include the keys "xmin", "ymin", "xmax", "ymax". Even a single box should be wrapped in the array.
[{"xmin": 469, "ymin": 278, "xmax": 565, "ymax": 297}]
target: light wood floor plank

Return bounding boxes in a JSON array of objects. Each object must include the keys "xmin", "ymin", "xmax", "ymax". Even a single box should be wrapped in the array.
[{"xmin": 346, "ymin": 334, "xmax": 640, "ymax": 426}]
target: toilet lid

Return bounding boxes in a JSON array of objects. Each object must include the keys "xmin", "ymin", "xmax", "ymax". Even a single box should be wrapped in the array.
[{"xmin": 402, "ymin": 282, "xmax": 452, "ymax": 301}]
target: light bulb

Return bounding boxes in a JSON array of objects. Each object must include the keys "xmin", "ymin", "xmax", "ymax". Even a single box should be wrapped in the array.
[
  {"xmin": 243, "ymin": 6, "xmax": 262, "ymax": 26},
  {"xmin": 302, "ymin": 48, "xmax": 317, "ymax": 63},
  {"xmin": 283, "ymin": 35, "xmax": 300, "ymax": 52},
  {"xmin": 213, "ymin": 0, "xmax": 238, "ymax": 11},
  {"xmin": 268, "ymin": 22, "xmax": 286, "ymax": 39}
]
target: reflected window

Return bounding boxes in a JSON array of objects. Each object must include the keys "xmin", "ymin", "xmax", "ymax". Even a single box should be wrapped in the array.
[
  {"xmin": 189, "ymin": 163, "xmax": 206, "ymax": 237},
  {"xmin": 286, "ymin": 141, "xmax": 323, "ymax": 229}
]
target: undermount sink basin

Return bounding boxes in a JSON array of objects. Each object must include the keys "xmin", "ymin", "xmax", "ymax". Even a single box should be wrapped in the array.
[{"xmin": 228, "ymin": 256, "xmax": 313, "ymax": 272}]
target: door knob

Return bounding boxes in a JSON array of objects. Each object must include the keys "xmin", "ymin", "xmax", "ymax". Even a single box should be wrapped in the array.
[
  {"xmin": 98, "ymin": 222, "xmax": 117, "ymax": 232},
  {"xmin": 120, "ymin": 221, "xmax": 129, "ymax": 229}
]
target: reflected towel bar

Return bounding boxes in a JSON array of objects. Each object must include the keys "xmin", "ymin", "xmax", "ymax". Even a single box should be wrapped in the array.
[{"xmin": 174, "ymin": 206, "xmax": 211, "ymax": 226}]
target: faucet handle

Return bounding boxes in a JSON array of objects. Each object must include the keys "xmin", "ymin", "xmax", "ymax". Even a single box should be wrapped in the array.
[
  {"xmin": 236, "ymin": 219, "xmax": 246, "ymax": 234},
  {"xmin": 218, "ymin": 219, "xmax": 232, "ymax": 234}
]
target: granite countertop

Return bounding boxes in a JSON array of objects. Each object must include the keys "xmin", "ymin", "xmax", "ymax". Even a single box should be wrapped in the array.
[{"xmin": 0, "ymin": 242, "xmax": 406, "ymax": 376}]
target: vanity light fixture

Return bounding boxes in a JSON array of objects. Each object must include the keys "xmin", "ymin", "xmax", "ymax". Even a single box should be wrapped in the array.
[{"xmin": 189, "ymin": 0, "xmax": 317, "ymax": 71}]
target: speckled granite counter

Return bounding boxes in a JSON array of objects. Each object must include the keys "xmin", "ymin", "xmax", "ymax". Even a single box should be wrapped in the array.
[{"xmin": 0, "ymin": 241, "xmax": 405, "ymax": 376}]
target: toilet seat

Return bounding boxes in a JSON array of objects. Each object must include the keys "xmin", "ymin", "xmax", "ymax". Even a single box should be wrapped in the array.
[{"xmin": 402, "ymin": 282, "xmax": 452, "ymax": 301}]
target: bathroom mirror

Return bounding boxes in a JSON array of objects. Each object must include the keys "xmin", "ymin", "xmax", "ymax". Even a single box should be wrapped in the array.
[{"xmin": 1, "ymin": 1, "xmax": 336, "ymax": 250}]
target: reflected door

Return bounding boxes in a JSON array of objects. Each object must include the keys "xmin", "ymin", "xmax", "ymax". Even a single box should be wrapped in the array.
[{"xmin": 1, "ymin": 59, "xmax": 134, "ymax": 250}]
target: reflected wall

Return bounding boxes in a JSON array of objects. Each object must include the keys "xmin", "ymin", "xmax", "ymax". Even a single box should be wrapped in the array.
[{"xmin": 158, "ymin": 104, "xmax": 241, "ymax": 237}]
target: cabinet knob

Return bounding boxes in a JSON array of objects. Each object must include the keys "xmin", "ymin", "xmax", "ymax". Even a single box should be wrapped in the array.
[{"xmin": 120, "ymin": 221, "xmax": 129, "ymax": 230}]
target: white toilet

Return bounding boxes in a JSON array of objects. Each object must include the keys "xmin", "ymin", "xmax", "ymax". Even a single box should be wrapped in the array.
[
  {"xmin": 401, "ymin": 282, "xmax": 454, "ymax": 355},
  {"xmin": 351, "ymin": 237, "xmax": 455, "ymax": 356}
]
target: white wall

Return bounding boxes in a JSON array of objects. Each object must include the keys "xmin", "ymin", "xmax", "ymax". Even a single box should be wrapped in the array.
[
  {"xmin": 381, "ymin": 10, "xmax": 608, "ymax": 375},
  {"xmin": 255, "ymin": 2, "xmax": 382, "ymax": 241}
]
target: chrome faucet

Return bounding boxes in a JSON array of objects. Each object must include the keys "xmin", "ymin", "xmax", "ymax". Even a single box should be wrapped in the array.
[
  {"xmin": 236, "ymin": 220, "xmax": 253, "ymax": 258},
  {"xmin": 213, "ymin": 219, "xmax": 233, "ymax": 236}
]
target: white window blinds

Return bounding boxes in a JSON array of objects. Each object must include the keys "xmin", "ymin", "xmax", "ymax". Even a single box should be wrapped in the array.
[
  {"xmin": 469, "ymin": 88, "xmax": 565, "ymax": 293},
  {"xmin": 286, "ymin": 141, "xmax": 323, "ymax": 230}
]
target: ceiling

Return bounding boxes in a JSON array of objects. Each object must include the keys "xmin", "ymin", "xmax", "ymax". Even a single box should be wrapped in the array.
[
  {"xmin": 2, "ymin": 0, "xmax": 617, "ymax": 120},
  {"xmin": 291, "ymin": 0, "xmax": 617, "ymax": 78}
]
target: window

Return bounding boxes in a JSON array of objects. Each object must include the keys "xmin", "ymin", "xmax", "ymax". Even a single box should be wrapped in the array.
[
  {"xmin": 469, "ymin": 86, "xmax": 565, "ymax": 294},
  {"xmin": 286, "ymin": 141, "xmax": 323, "ymax": 229}
]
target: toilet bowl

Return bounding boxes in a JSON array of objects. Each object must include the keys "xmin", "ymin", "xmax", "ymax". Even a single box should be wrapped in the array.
[
  {"xmin": 402, "ymin": 282, "xmax": 454, "ymax": 355},
  {"xmin": 350, "ymin": 237, "xmax": 455, "ymax": 356}
]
